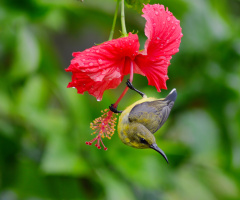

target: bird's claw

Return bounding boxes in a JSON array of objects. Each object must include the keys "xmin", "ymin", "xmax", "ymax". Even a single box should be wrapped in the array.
[
  {"xmin": 109, "ymin": 104, "xmax": 122, "ymax": 113},
  {"xmin": 126, "ymin": 79, "xmax": 146, "ymax": 98},
  {"xmin": 126, "ymin": 79, "xmax": 135, "ymax": 90}
]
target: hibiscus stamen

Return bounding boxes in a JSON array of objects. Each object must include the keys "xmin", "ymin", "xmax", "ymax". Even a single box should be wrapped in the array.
[{"xmin": 86, "ymin": 109, "xmax": 118, "ymax": 150}]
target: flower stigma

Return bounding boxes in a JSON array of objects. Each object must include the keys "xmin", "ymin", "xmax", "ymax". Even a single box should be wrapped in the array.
[{"xmin": 85, "ymin": 109, "xmax": 118, "ymax": 150}]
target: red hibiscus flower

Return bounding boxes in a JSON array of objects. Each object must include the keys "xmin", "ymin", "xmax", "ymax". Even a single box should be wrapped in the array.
[{"xmin": 66, "ymin": 4, "xmax": 183, "ymax": 101}]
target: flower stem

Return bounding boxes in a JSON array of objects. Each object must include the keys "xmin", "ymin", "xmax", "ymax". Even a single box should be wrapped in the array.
[
  {"xmin": 113, "ymin": 61, "xmax": 133, "ymax": 107},
  {"xmin": 120, "ymin": 0, "xmax": 127, "ymax": 37},
  {"xmin": 108, "ymin": 0, "xmax": 120, "ymax": 41}
]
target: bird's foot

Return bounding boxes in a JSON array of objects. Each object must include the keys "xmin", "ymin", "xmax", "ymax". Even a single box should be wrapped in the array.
[
  {"xmin": 126, "ymin": 79, "xmax": 135, "ymax": 90},
  {"xmin": 109, "ymin": 104, "xmax": 122, "ymax": 113},
  {"xmin": 126, "ymin": 79, "xmax": 146, "ymax": 98}
]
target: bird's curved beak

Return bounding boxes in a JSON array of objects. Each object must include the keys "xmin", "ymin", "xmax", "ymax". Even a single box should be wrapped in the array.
[{"xmin": 150, "ymin": 143, "xmax": 169, "ymax": 164}]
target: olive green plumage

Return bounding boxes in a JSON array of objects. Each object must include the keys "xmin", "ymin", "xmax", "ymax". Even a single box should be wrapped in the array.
[{"xmin": 117, "ymin": 88, "xmax": 177, "ymax": 163}]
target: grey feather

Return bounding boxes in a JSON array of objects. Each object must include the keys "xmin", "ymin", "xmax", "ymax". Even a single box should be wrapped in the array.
[{"xmin": 128, "ymin": 89, "xmax": 177, "ymax": 134}]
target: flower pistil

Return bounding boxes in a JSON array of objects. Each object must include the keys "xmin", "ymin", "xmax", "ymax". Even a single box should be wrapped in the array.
[{"xmin": 86, "ymin": 109, "xmax": 118, "ymax": 150}]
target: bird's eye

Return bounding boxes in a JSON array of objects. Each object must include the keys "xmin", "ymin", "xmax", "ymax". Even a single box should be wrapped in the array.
[{"xmin": 140, "ymin": 137, "xmax": 148, "ymax": 144}]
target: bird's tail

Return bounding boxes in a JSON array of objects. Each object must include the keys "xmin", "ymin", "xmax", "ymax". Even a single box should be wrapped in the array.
[{"xmin": 165, "ymin": 88, "xmax": 177, "ymax": 102}]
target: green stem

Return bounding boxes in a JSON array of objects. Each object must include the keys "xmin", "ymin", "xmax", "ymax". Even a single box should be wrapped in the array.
[
  {"xmin": 108, "ymin": 0, "xmax": 120, "ymax": 41},
  {"xmin": 121, "ymin": 0, "xmax": 127, "ymax": 36}
]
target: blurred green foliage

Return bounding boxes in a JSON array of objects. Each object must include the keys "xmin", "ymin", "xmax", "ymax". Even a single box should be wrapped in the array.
[
  {"xmin": 125, "ymin": 0, "xmax": 150, "ymax": 13},
  {"xmin": 1, "ymin": 0, "xmax": 240, "ymax": 199}
]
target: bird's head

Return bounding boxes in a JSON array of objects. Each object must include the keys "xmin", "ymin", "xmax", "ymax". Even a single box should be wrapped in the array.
[{"xmin": 122, "ymin": 123, "xmax": 169, "ymax": 163}]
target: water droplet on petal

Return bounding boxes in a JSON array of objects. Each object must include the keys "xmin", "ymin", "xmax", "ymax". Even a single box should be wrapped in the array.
[
  {"xmin": 167, "ymin": 17, "xmax": 170, "ymax": 21},
  {"xmin": 155, "ymin": 11, "xmax": 159, "ymax": 15},
  {"xmin": 86, "ymin": 49, "xmax": 90, "ymax": 52},
  {"xmin": 79, "ymin": 63, "xmax": 84, "ymax": 67},
  {"xmin": 166, "ymin": 40, "xmax": 169, "ymax": 43},
  {"xmin": 82, "ymin": 59, "xmax": 86, "ymax": 61},
  {"xmin": 129, "ymin": 43, "xmax": 132, "ymax": 45},
  {"xmin": 89, "ymin": 62, "xmax": 93, "ymax": 66},
  {"xmin": 72, "ymin": 87, "xmax": 76, "ymax": 89},
  {"xmin": 172, "ymin": 26, "xmax": 175, "ymax": 30},
  {"xmin": 157, "ymin": 37, "xmax": 160, "ymax": 40},
  {"xmin": 98, "ymin": 59, "xmax": 103, "ymax": 64},
  {"xmin": 96, "ymin": 49, "xmax": 100, "ymax": 53}
]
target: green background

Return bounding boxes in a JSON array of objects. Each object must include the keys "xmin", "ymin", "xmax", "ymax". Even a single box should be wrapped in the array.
[{"xmin": 1, "ymin": 0, "xmax": 240, "ymax": 199}]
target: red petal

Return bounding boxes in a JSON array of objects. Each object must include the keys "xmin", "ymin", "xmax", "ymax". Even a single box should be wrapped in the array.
[
  {"xmin": 135, "ymin": 4, "xmax": 182, "ymax": 91},
  {"xmin": 67, "ymin": 71, "xmax": 122, "ymax": 101},
  {"xmin": 65, "ymin": 33, "xmax": 139, "ymax": 100},
  {"xmin": 135, "ymin": 54, "xmax": 169, "ymax": 92},
  {"xmin": 142, "ymin": 4, "xmax": 183, "ymax": 58}
]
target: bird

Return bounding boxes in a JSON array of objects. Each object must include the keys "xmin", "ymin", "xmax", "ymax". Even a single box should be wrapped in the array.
[{"xmin": 111, "ymin": 80, "xmax": 177, "ymax": 163}]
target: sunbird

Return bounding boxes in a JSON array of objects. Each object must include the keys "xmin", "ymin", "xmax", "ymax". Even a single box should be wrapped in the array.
[{"xmin": 110, "ymin": 80, "xmax": 177, "ymax": 163}]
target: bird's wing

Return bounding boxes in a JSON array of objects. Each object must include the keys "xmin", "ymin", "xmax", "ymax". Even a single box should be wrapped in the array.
[{"xmin": 128, "ymin": 100, "xmax": 174, "ymax": 134}]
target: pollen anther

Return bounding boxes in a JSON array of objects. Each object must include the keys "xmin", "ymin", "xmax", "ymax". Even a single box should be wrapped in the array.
[{"xmin": 85, "ymin": 109, "xmax": 117, "ymax": 150}]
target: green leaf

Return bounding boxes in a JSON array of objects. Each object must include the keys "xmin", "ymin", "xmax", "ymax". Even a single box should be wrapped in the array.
[
  {"xmin": 17, "ymin": 75, "xmax": 48, "ymax": 111},
  {"xmin": 200, "ymin": 167, "xmax": 240, "ymax": 199},
  {"xmin": 97, "ymin": 169, "xmax": 135, "ymax": 200},
  {"xmin": 10, "ymin": 26, "xmax": 40, "ymax": 78},
  {"xmin": 125, "ymin": 0, "xmax": 150, "ymax": 13},
  {"xmin": 41, "ymin": 134, "xmax": 89, "ymax": 176},
  {"xmin": 167, "ymin": 110, "xmax": 220, "ymax": 161},
  {"xmin": 170, "ymin": 169, "xmax": 216, "ymax": 200},
  {"xmin": 15, "ymin": 159, "xmax": 49, "ymax": 198}
]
